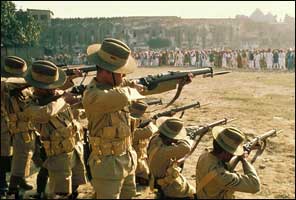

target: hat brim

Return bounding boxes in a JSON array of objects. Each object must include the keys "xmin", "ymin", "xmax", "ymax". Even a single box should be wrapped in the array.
[
  {"xmin": 25, "ymin": 67, "xmax": 66, "ymax": 89},
  {"xmin": 5, "ymin": 77, "xmax": 27, "ymax": 85},
  {"xmin": 212, "ymin": 126, "xmax": 244, "ymax": 156},
  {"xmin": 87, "ymin": 44, "xmax": 137, "ymax": 74},
  {"xmin": 1, "ymin": 65, "xmax": 27, "ymax": 78},
  {"xmin": 160, "ymin": 126, "xmax": 187, "ymax": 140}
]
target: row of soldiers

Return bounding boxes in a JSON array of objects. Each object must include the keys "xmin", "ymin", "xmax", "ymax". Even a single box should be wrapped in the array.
[{"xmin": 1, "ymin": 38, "xmax": 262, "ymax": 199}]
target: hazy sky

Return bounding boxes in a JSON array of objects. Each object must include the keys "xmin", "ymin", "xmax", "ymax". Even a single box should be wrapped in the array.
[{"xmin": 13, "ymin": 1, "xmax": 295, "ymax": 21}]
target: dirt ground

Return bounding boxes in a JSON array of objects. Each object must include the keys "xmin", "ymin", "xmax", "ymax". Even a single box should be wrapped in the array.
[{"xmin": 19, "ymin": 66, "xmax": 294, "ymax": 199}]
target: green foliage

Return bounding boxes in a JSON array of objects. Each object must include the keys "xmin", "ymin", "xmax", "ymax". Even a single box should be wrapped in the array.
[
  {"xmin": 147, "ymin": 38, "xmax": 171, "ymax": 49},
  {"xmin": 1, "ymin": 1, "xmax": 41, "ymax": 47}
]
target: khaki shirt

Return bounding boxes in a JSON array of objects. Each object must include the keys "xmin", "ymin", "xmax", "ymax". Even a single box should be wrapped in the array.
[
  {"xmin": 1, "ymin": 77, "xmax": 35, "ymax": 134},
  {"xmin": 23, "ymin": 93, "xmax": 82, "ymax": 156},
  {"xmin": 147, "ymin": 135, "xmax": 193, "ymax": 179},
  {"xmin": 196, "ymin": 150, "xmax": 260, "ymax": 199},
  {"xmin": 147, "ymin": 135, "xmax": 195, "ymax": 197}
]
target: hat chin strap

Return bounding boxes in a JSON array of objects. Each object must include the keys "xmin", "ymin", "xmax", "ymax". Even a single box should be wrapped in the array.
[{"xmin": 111, "ymin": 72, "xmax": 117, "ymax": 87}]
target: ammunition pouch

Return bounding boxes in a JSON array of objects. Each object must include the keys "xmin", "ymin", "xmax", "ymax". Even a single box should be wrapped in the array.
[
  {"xmin": 43, "ymin": 136, "xmax": 76, "ymax": 157},
  {"xmin": 89, "ymin": 136, "xmax": 132, "ymax": 157}
]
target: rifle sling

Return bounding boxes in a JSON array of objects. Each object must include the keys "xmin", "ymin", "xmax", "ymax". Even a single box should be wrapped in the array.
[
  {"xmin": 164, "ymin": 80, "xmax": 185, "ymax": 108},
  {"xmin": 196, "ymin": 170, "xmax": 218, "ymax": 193}
]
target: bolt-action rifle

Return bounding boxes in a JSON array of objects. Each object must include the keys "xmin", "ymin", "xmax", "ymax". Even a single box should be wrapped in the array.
[
  {"xmin": 138, "ymin": 101, "xmax": 201, "ymax": 128},
  {"xmin": 229, "ymin": 129, "xmax": 281, "ymax": 171},
  {"xmin": 177, "ymin": 118, "xmax": 236, "ymax": 164}
]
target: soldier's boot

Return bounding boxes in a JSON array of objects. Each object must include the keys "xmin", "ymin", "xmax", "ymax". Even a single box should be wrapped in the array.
[
  {"xmin": 0, "ymin": 170, "xmax": 8, "ymax": 196},
  {"xmin": 19, "ymin": 176, "xmax": 33, "ymax": 190},
  {"xmin": 30, "ymin": 168, "xmax": 49, "ymax": 199},
  {"xmin": 136, "ymin": 176, "xmax": 149, "ymax": 186},
  {"xmin": 68, "ymin": 185, "xmax": 78, "ymax": 200},
  {"xmin": 8, "ymin": 175, "xmax": 33, "ymax": 194}
]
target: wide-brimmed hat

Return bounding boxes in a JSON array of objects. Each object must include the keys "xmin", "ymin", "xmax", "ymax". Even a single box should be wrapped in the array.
[
  {"xmin": 129, "ymin": 100, "xmax": 148, "ymax": 118},
  {"xmin": 1, "ymin": 56, "xmax": 27, "ymax": 78},
  {"xmin": 158, "ymin": 117, "xmax": 187, "ymax": 140},
  {"xmin": 87, "ymin": 38, "xmax": 137, "ymax": 74},
  {"xmin": 25, "ymin": 60, "xmax": 66, "ymax": 89},
  {"xmin": 212, "ymin": 126, "xmax": 245, "ymax": 156}
]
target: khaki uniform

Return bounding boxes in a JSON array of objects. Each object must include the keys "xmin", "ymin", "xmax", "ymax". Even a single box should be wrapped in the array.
[
  {"xmin": 24, "ymin": 93, "xmax": 87, "ymax": 194},
  {"xmin": 1, "ymin": 78, "xmax": 36, "ymax": 177},
  {"xmin": 132, "ymin": 120, "xmax": 158, "ymax": 181},
  {"xmin": 82, "ymin": 78, "xmax": 177, "ymax": 199},
  {"xmin": 1, "ymin": 78, "xmax": 12, "ymax": 157},
  {"xmin": 196, "ymin": 150, "xmax": 260, "ymax": 199},
  {"xmin": 147, "ymin": 134, "xmax": 196, "ymax": 198}
]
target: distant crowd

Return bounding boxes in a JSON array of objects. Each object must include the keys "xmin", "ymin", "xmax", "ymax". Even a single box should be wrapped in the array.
[
  {"xmin": 34, "ymin": 48, "xmax": 295, "ymax": 71},
  {"xmin": 132, "ymin": 48, "xmax": 295, "ymax": 70}
]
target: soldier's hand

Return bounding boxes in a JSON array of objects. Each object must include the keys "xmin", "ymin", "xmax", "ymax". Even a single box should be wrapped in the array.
[
  {"xmin": 69, "ymin": 69, "xmax": 83, "ymax": 80},
  {"xmin": 239, "ymin": 151, "xmax": 249, "ymax": 161},
  {"xmin": 179, "ymin": 72, "xmax": 193, "ymax": 85},
  {"xmin": 130, "ymin": 80, "xmax": 146, "ymax": 92},
  {"xmin": 62, "ymin": 92, "xmax": 80, "ymax": 105}
]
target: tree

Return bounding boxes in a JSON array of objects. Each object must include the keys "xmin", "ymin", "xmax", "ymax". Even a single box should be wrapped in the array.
[
  {"xmin": 1, "ymin": 1, "xmax": 41, "ymax": 47},
  {"xmin": 147, "ymin": 38, "xmax": 171, "ymax": 49}
]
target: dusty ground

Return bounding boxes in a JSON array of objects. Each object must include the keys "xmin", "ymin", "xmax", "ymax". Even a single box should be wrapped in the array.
[{"xmin": 16, "ymin": 66, "xmax": 295, "ymax": 199}]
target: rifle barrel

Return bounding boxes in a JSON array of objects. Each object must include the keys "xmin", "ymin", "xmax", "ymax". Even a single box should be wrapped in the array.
[
  {"xmin": 203, "ymin": 71, "xmax": 231, "ymax": 78},
  {"xmin": 62, "ymin": 65, "xmax": 97, "ymax": 76}
]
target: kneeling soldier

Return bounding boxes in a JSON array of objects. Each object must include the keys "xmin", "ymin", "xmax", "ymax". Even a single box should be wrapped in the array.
[
  {"xmin": 147, "ymin": 117, "xmax": 196, "ymax": 198},
  {"xmin": 130, "ymin": 100, "xmax": 158, "ymax": 186},
  {"xmin": 23, "ymin": 60, "xmax": 87, "ymax": 198},
  {"xmin": 195, "ymin": 126, "xmax": 260, "ymax": 199}
]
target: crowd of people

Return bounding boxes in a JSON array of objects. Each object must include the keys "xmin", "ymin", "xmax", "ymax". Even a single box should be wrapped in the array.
[
  {"xmin": 35, "ymin": 48, "xmax": 295, "ymax": 72},
  {"xmin": 132, "ymin": 48, "xmax": 295, "ymax": 70}
]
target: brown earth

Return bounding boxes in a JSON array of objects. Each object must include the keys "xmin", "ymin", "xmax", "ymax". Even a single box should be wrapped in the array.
[{"xmin": 20, "ymin": 66, "xmax": 294, "ymax": 199}]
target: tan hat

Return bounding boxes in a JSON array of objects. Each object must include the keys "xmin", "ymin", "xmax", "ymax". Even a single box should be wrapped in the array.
[
  {"xmin": 212, "ymin": 126, "xmax": 245, "ymax": 156},
  {"xmin": 25, "ymin": 60, "xmax": 66, "ymax": 89},
  {"xmin": 87, "ymin": 38, "xmax": 137, "ymax": 74},
  {"xmin": 129, "ymin": 100, "xmax": 148, "ymax": 118},
  {"xmin": 158, "ymin": 117, "xmax": 187, "ymax": 140},
  {"xmin": 1, "ymin": 56, "xmax": 27, "ymax": 78}
]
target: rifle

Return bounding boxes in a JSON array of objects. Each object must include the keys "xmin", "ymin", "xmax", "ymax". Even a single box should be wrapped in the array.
[
  {"xmin": 135, "ymin": 67, "xmax": 230, "ymax": 107},
  {"xmin": 178, "ymin": 118, "xmax": 236, "ymax": 164},
  {"xmin": 58, "ymin": 64, "xmax": 97, "ymax": 76},
  {"xmin": 138, "ymin": 101, "xmax": 200, "ymax": 128},
  {"xmin": 83, "ymin": 128, "xmax": 92, "ymax": 181},
  {"xmin": 144, "ymin": 98, "xmax": 163, "ymax": 106},
  {"xmin": 229, "ymin": 129, "xmax": 281, "ymax": 171}
]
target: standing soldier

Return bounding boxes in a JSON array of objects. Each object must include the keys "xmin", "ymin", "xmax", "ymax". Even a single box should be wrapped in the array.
[
  {"xmin": 1, "ymin": 56, "xmax": 36, "ymax": 196},
  {"xmin": 195, "ymin": 126, "xmax": 260, "ymax": 199},
  {"xmin": 129, "ymin": 100, "xmax": 158, "ymax": 186},
  {"xmin": 82, "ymin": 38, "xmax": 192, "ymax": 199},
  {"xmin": 147, "ymin": 117, "xmax": 196, "ymax": 198},
  {"xmin": 23, "ymin": 60, "xmax": 87, "ymax": 198},
  {"xmin": 1, "ymin": 57, "xmax": 28, "ymax": 196}
]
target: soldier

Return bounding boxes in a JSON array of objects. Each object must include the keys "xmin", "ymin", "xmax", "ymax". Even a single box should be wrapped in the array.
[
  {"xmin": 23, "ymin": 60, "xmax": 87, "ymax": 198},
  {"xmin": 129, "ymin": 100, "xmax": 158, "ymax": 186},
  {"xmin": 1, "ymin": 56, "xmax": 36, "ymax": 196},
  {"xmin": 147, "ymin": 117, "xmax": 196, "ymax": 198},
  {"xmin": 82, "ymin": 38, "xmax": 192, "ymax": 199},
  {"xmin": 1, "ymin": 57, "xmax": 26, "ymax": 196},
  {"xmin": 30, "ymin": 66, "xmax": 84, "ymax": 199},
  {"xmin": 195, "ymin": 126, "xmax": 260, "ymax": 199}
]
